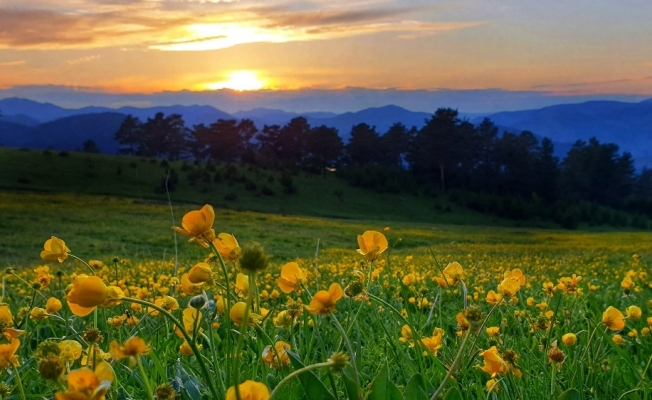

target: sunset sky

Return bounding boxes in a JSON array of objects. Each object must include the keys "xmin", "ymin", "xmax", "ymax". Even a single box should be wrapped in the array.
[{"xmin": 1, "ymin": 0, "xmax": 651, "ymax": 110}]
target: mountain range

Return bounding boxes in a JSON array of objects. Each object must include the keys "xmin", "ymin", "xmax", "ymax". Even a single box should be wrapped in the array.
[{"xmin": 1, "ymin": 97, "xmax": 651, "ymax": 168}]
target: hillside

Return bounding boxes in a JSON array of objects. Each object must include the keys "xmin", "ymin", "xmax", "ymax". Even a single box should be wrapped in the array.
[
  {"xmin": 0, "ymin": 147, "xmax": 499, "ymax": 227},
  {"xmin": 483, "ymin": 100, "xmax": 652, "ymax": 167}
]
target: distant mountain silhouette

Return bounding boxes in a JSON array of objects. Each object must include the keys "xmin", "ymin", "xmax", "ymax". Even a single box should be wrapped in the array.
[
  {"xmin": 481, "ymin": 100, "xmax": 652, "ymax": 167},
  {"xmin": 2, "ymin": 96, "xmax": 652, "ymax": 167}
]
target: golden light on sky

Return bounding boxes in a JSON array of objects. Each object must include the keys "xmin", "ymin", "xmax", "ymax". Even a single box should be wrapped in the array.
[
  {"xmin": 202, "ymin": 71, "xmax": 267, "ymax": 91},
  {"xmin": 0, "ymin": 0, "xmax": 651, "ymax": 106}
]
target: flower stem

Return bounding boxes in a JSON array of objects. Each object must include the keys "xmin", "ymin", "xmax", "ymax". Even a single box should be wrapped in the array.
[
  {"xmin": 430, "ymin": 329, "xmax": 472, "ymax": 400},
  {"xmin": 122, "ymin": 297, "xmax": 221, "ymax": 400},
  {"xmin": 137, "ymin": 355, "xmax": 153, "ymax": 399},
  {"xmin": 269, "ymin": 361, "xmax": 333, "ymax": 399},
  {"xmin": 12, "ymin": 365, "xmax": 26, "ymax": 400},
  {"xmin": 330, "ymin": 314, "xmax": 362, "ymax": 400}
]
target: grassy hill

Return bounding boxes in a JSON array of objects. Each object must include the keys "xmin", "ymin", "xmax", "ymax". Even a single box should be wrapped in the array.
[{"xmin": 0, "ymin": 147, "xmax": 502, "ymax": 225}]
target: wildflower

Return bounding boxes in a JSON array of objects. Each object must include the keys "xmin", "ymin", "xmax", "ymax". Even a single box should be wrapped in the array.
[
  {"xmin": 179, "ymin": 340, "xmax": 194, "ymax": 356},
  {"xmin": 421, "ymin": 328, "xmax": 444, "ymax": 356},
  {"xmin": 30, "ymin": 307, "xmax": 48, "ymax": 321},
  {"xmin": 621, "ymin": 276, "xmax": 635, "ymax": 291},
  {"xmin": 626, "ymin": 305, "xmax": 642, "ymax": 320},
  {"xmin": 150, "ymin": 296, "xmax": 180, "ymax": 316},
  {"xmin": 239, "ymin": 243, "xmax": 269, "ymax": 273},
  {"xmin": 235, "ymin": 273, "xmax": 249, "ymax": 297},
  {"xmin": 108, "ymin": 314, "xmax": 127, "ymax": 328},
  {"xmin": 479, "ymin": 346, "xmax": 507, "ymax": 377},
  {"xmin": 612, "ymin": 334, "xmax": 625, "ymax": 345},
  {"xmin": 602, "ymin": 306, "xmax": 625, "ymax": 331},
  {"xmin": 59, "ymin": 340, "xmax": 83, "ymax": 363},
  {"xmin": 172, "ymin": 204, "xmax": 216, "ymax": 247},
  {"xmin": 187, "ymin": 262, "xmax": 213, "ymax": 284},
  {"xmin": 214, "ymin": 233, "xmax": 241, "ymax": 261},
  {"xmin": 486, "ymin": 327, "xmax": 500, "ymax": 337},
  {"xmin": 229, "ymin": 302, "xmax": 261, "ymax": 326},
  {"xmin": 556, "ymin": 274, "xmax": 582, "ymax": 294},
  {"xmin": 273, "ymin": 311, "xmax": 293, "ymax": 329},
  {"xmin": 486, "ymin": 378, "xmax": 499, "ymax": 393},
  {"xmin": 154, "ymin": 383, "xmax": 179, "ymax": 400},
  {"xmin": 176, "ymin": 308, "xmax": 203, "ymax": 338},
  {"xmin": 497, "ymin": 278, "xmax": 521, "ymax": 298},
  {"xmin": 277, "ymin": 262, "xmax": 307, "ymax": 294},
  {"xmin": 46, "ymin": 297, "xmax": 63, "ymax": 314},
  {"xmin": 262, "ymin": 341, "xmax": 291, "ymax": 369},
  {"xmin": 0, "ymin": 338, "xmax": 20, "ymax": 369},
  {"xmin": 562, "ymin": 333, "xmax": 577, "ymax": 346},
  {"xmin": 399, "ymin": 324, "xmax": 413, "ymax": 345},
  {"xmin": 55, "ymin": 361, "xmax": 114, "ymax": 400},
  {"xmin": 486, "ymin": 290, "xmax": 503, "ymax": 305},
  {"xmin": 548, "ymin": 345, "xmax": 565, "ymax": 369},
  {"xmin": 307, "ymin": 283, "xmax": 344, "ymax": 315},
  {"xmin": 357, "ymin": 230, "xmax": 388, "ymax": 262},
  {"xmin": 403, "ymin": 273, "xmax": 416, "ymax": 286},
  {"xmin": 180, "ymin": 273, "xmax": 203, "ymax": 295},
  {"xmin": 66, "ymin": 275, "xmax": 107, "ymax": 317},
  {"xmin": 88, "ymin": 260, "xmax": 104, "ymax": 269},
  {"xmin": 328, "ymin": 352, "xmax": 350, "ymax": 372},
  {"xmin": 35, "ymin": 266, "xmax": 54, "ymax": 288},
  {"xmin": 41, "ymin": 236, "xmax": 70, "ymax": 263},
  {"xmin": 226, "ymin": 380, "xmax": 270, "ymax": 400},
  {"xmin": 441, "ymin": 262, "xmax": 465, "ymax": 286},
  {"xmin": 110, "ymin": 336, "xmax": 151, "ymax": 362}
]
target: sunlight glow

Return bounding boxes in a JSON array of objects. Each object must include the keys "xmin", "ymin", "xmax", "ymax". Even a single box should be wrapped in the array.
[{"xmin": 203, "ymin": 71, "xmax": 266, "ymax": 91}]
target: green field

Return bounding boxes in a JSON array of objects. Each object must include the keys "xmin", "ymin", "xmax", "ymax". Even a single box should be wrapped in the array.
[{"xmin": 2, "ymin": 147, "xmax": 652, "ymax": 399}]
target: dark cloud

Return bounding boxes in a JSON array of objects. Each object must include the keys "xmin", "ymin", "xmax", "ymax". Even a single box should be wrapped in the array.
[
  {"xmin": 0, "ymin": 7, "xmax": 193, "ymax": 48},
  {"xmin": 255, "ymin": 7, "xmax": 416, "ymax": 30}
]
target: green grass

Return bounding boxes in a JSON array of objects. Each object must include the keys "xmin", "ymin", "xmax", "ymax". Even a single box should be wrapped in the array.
[{"xmin": 0, "ymin": 147, "xmax": 510, "ymax": 226}]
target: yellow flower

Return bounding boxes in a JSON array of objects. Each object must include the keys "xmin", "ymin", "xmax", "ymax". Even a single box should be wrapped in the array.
[
  {"xmin": 214, "ymin": 233, "xmax": 241, "ymax": 261},
  {"xmin": 479, "ymin": 346, "xmax": 507, "ymax": 377},
  {"xmin": 497, "ymin": 278, "xmax": 521, "ymax": 298},
  {"xmin": 0, "ymin": 338, "xmax": 20, "ymax": 369},
  {"xmin": 503, "ymin": 269, "xmax": 526, "ymax": 285},
  {"xmin": 229, "ymin": 302, "xmax": 261, "ymax": 326},
  {"xmin": 441, "ymin": 262, "xmax": 465, "ymax": 286},
  {"xmin": 486, "ymin": 290, "xmax": 503, "ymax": 305},
  {"xmin": 46, "ymin": 297, "xmax": 63, "ymax": 314},
  {"xmin": 421, "ymin": 328, "xmax": 444, "ymax": 356},
  {"xmin": 235, "ymin": 273, "xmax": 249, "ymax": 297},
  {"xmin": 357, "ymin": 231, "xmax": 388, "ymax": 262},
  {"xmin": 59, "ymin": 340, "xmax": 83, "ymax": 363},
  {"xmin": 603, "ymin": 306, "xmax": 625, "ymax": 331},
  {"xmin": 277, "ymin": 262, "xmax": 307, "ymax": 294},
  {"xmin": 399, "ymin": 324, "xmax": 413, "ymax": 345},
  {"xmin": 172, "ymin": 204, "xmax": 216, "ymax": 247},
  {"xmin": 67, "ymin": 275, "xmax": 108, "ymax": 317},
  {"xmin": 612, "ymin": 334, "xmax": 625, "ymax": 345},
  {"xmin": 486, "ymin": 327, "xmax": 500, "ymax": 337},
  {"xmin": 307, "ymin": 283, "xmax": 344, "ymax": 315},
  {"xmin": 187, "ymin": 262, "xmax": 213, "ymax": 284},
  {"xmin": 179, "ymin": 340, "xmax": 195, "ymax": 356},
  {"xmin": 149, "ymin": 296, "xmax": 180, "ymax": 316},
  {"xmin": 262, "ymin": 341, "xmax": 291, "ymax": 369},
  {"xmin": 562, "ymin": 333, "xmax": 577, "ymax": 346},
  {"xmin": 226, "ymin": 380, "xmax": 270, "ymax": 400},
  {"xmin": 626, "ymin": 305, "xmax": 642, "ymax": 320},
  {"xmin": 175, "ymin": 308, "xmax": 203, "ymax": 339},
  {"xmin": 55, "ymin": 361, "xmax": 114, "ymax": 400},
  {"xmin": 102, "ymin": 286, "xmax": 125, "ymax": 308},
  {"xmin": 107, "ymin": 314, "xmax": 127, "ymax": 328},
  {"xmin": 30, "ymin": 307, "xmax": 48, "ymax": 321},
  {"xmin": 41, "ymin": 236, "xmax": 70, "ymax": 263},
  {"xmin": 402, "ymin": 273, "xmax": 416, "ymax": 286},
  {"xmin": 110, "ymin": 336, "xmax": 150, "ymax": 361},
  {"xmin": 486, "ymin": 378, "xmax": 499, "ymax": 393}
]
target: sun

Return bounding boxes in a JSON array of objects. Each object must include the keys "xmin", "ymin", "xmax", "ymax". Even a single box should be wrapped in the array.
[{"xmin": 203, "ymin": 71, "xmax": 266, "ymax": 91}]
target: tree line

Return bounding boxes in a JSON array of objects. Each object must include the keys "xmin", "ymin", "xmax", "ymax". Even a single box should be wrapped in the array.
[{"xmin": 114, "ymin": 109, "xmax": 652, "ymax": 227}]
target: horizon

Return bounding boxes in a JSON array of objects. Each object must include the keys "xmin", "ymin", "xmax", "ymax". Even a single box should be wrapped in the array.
[{"xmin": 1, "ymin": 1, "xmax": 652, "ymax": 112}]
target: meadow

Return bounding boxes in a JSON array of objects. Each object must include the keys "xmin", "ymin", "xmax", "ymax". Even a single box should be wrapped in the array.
[{"xmin": 1, "ymin": 148, "xmax": 652, "ymax": 399}]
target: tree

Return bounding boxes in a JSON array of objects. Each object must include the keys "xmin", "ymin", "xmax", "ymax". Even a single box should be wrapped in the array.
[
  {"xmin": 304, "ymin": 125, "xmax": 344, "ymax": 174},
  {"xmin": 82, "ymin": 140, "xmax": 100, "ymax": 153},
  {"xmin": 114, "ymin": 115, "xmax": 142, "ymax": 155},
  {"xmin": 136, "ymin": 113, "xmax": 189, "ymax": 159},
  {"xmin": 346, "ymin": 123, "xmax": 382, "ymax": 166},
  {"xmin": 409, "ymin": 108, "xmax": 465, "ymax": 191},
  {"xmin": 256, "ymin": 117, "xmax": 310, "ymax": 169},
  {"xmin": 193, "ymin": 119, "xmax": 258, "ymax": 163},
  {"xmin": 379, "ymin": 123, "xmax": 412, "ymax": 169},
  {"xmin": 561, "ymin": 138, "xmax": 634, "ymax": 205}
]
